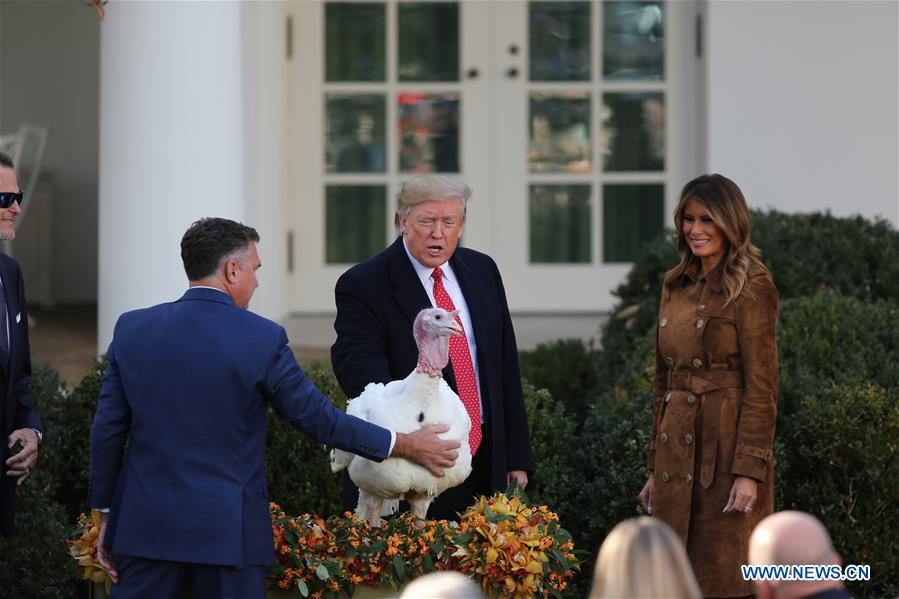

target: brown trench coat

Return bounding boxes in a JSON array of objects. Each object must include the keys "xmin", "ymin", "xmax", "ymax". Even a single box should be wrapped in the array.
[{"xmin": 648, "ymin": 262, "xmax": 779, "ymax": 597}]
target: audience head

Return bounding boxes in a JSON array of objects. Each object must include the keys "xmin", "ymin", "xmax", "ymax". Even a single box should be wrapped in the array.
[
  {"xmin": 0, "ymin": 150, "xmax": 23, "ymax": 241},
  {"xmin": 749, "ymin": 511, "xmax": 844, "ymax": 599},
  {"xmin": 590, "ymin": 516, "xmax": 701, "ymax": 599},
  {"xmin": 399, "ymin": 571, "xmax": 483, "ymax": 598}
]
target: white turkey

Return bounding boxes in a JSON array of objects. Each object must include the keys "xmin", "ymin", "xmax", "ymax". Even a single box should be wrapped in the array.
[{"xmin": 330, "ymin": 307, "xmax": 473, "ymax": 525}]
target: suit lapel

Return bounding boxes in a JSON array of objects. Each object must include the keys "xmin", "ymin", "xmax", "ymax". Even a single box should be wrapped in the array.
[
  {"xmin": 0, "ymin": 262, "xmax": 13, "ymax": 379},
  {"xmin": 387, "ymin": 237, "xmax": 432, "ymax": 328}
]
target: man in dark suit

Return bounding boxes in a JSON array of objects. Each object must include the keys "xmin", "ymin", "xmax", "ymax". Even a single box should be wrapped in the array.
[
  {"xmin": 0, "ymin": 151, "xmax": 42, "ymax": 536},
  {"xmin": 89, "ymin": 218, "xmax": 459, "ymax": 598},
  {"xmin": 332, "ymin": 175, "xmax": 534, "ymax": 521}
]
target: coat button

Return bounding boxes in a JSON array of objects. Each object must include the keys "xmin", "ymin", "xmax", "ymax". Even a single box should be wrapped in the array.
[
  {"xmin": 664, "ymin": 392, "xmax": 672, "ymax": 403},
  {"xmin": 696, "ymin": 319, "xmax": 705, "ymax": 329},
  {"xmin": 684, "ymin": 473, "xmax": 693, "ymax": 483},
  {"xmin": 692, "ymin": 357, "xmax": 703, "ymax": 369},
  {"xmin": 661, "ymin": 472, "xmax": 670, "ymax": 482},
  {"xmin": 686, "ymin": 393, "xmax": 697, "ymax": 405},
  {"xmin": 684, "ymin": 434, "xmax": 693, "ymax": 444},
  {"xmin": 698, "ymin": 304, "xmax": 706, "ymax": 312},
  {"xmin": 659, "ymin": 433, "xmax": 669, "ymax": 444},
  {"xmin": 665, "ymin": 356, "xmax": 675, "ymax": 367},
  {"xmin": 660, "ymin": 318, "xmax": 668, "ymax": 327}
]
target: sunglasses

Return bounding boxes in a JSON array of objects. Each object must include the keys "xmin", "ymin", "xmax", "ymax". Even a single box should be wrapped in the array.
[{"xmin": 0, "ymin": 192, "xmax": 23, "ymax": 209}]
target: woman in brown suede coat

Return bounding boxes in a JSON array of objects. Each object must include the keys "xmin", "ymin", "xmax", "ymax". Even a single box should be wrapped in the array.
[{"xmin": 639, "ymin": 174, "xmax": 779, "ymax": 598}]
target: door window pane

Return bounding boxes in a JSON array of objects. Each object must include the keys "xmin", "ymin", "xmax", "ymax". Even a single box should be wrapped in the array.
[
  {"xmin": 529, "ymin": 2, "xmax": 591, "ymax": 81},
  {"xmin": 325, "ymin": 3, "xmax": 386, "ymax": 82},
  {"xmin": 530, "ymin": 184, "xmax": 592, "ymax": 263},
  {"xmin": 398, "ymin": 3, "xmax": 459, "ymax": 82},
  {"xmin": 602, "ymin": 1, "xmax": 665, "ymax": 81},
  {"xmin": 398, "ymin": 92, "xmax": 460, "ymax": 173},
  {"xmin": 326, "ymin": 185, "xmax": 386, "ymax": 263},
  {"xmin": 603, "ymin": 184, "xmax": 663, "ymax": 262},
  {"xmin": 325, "ymin": 94, "xmax": 386, "ymax": 173},
  {"xmin": 529, "ymin": 92, "xmax": 591, "ymax": 173},
  {"xmin": 601, "ymin": 92, "xmax": 664, "ymax": 171}
]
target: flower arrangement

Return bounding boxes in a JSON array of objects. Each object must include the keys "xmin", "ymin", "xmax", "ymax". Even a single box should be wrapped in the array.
[
  {"xmin": 270, "ymin": 490, "xmax": 579, "ymax": 598},
  {"xmin": 67, "ymin": 510, "xmax": 112, "ymax": 594},
  {"xmin": 68, "ymin": 492, "xmax": 579, "ymax": 598},
  {"xmin": 451, "ymin": 493, "xmax": 577, "ymax": 597}
]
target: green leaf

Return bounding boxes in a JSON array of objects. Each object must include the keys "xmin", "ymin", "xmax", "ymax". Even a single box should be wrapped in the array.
[
  {"xmin": 297, "ymin": 579, "xmax": 309, "ymax": 597},
  {"xmin": 423, "ymin": 555, "xmax": 434, "ymax": 573},
  {"xmin": 316, "ymin": 564, "xmax": 330, "ymax": 580},
  {"xmin": 393, "ymin": 555, "xmax": 405, "ymax": 583}
]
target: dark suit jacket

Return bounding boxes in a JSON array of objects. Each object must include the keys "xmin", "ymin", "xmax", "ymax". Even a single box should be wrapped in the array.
[
  {"xmin": 0, "ymin": 253, "xmax": 41, "ymax": 535},
  {"xmin": 88, "ymin": 287, "xmax": 391, "ymax": 566},
  {"xmin": 331, "ymin": 237, "xmax": 534, "ymax": 511}
]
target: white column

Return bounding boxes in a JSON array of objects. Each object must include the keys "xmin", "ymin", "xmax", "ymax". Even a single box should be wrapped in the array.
[{"xmin": 98, "ymin": 2, "xmax": 245, "ymax": 350}]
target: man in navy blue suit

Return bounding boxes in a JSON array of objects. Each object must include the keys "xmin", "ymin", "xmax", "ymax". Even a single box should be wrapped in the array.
[
  {"xmin": 0, "ymin": 152, "xmax": 43, "ymax": 536},
  {"xmin": 89, "ymin": 218, "xmax": 459, "ymax": 598},
  {"xmin": 332, "ymin": 175, "xmax": 534, "ymax": 521}
]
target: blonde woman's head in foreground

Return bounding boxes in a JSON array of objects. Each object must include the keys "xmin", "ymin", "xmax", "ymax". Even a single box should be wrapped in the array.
[{"xmin": 590, "ymin": 517, "xmax": 701, "ymax": 599}]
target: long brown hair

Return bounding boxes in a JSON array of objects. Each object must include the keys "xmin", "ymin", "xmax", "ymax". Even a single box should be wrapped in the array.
[{"xmin": 664, "ymin": 174, "xmax": 766, "ymax": 306}]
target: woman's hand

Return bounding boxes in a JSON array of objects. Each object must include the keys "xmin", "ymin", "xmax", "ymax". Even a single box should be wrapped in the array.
[
  {"xmin": 723, "ymin": 476, "xmax": 757, "ymax": 513},
  {"xmin": 639, "ymin": 474, "xmax": 655, "ymax": 514}
]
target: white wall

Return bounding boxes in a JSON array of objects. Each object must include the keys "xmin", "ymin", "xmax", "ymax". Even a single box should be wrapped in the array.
[
  {"xmin": 705, "ymin": 0, "xmax": 898, "ymax": 225},
  {"xmin": 98, "ymin": 2, "xmax": 245, "ymax": 350},
  {"xmin": 241, "ymin": 2, "xmax": 288, "ymax": 323},
  {"xmin": 0, "ymin": 0, "xmax": 100, "ymax": 303}
]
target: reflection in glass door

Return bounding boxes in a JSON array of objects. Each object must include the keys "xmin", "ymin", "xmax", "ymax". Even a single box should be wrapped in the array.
[
  {"xmin": 289, "ymin": 1, "xmax": 697, "ymax": 313},
  {"xmin": 289, "ymin": 1, "xmax": 492, "ymax": 311},
  {"xmin": 494, "ymin": 0, "xmax": 698, "ymax": 311}
]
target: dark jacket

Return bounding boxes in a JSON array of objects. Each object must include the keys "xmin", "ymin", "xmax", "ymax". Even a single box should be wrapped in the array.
[
  {"xmin": 0, "ymin": 253, "xmax": 41, "ymax": 535},
  {"xmin": 89, "ymin": 287, "xmax": 391, "ymax": 566},
  {"xmin": 331, "ymin": 238, "xmax": 534, "ymax": 513}
]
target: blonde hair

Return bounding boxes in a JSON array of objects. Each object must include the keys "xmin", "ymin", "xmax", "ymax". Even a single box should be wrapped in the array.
[
  {"xmin": 664, "ymin": 174, "xmax": 767, "ymax": 306},
  {"xmin": 590, "ymin": 517, "xmax": 701, "ymax": 599},
  {"xmin": 395, "ymin": 175, "xmax": 472, "ymax": 227}
]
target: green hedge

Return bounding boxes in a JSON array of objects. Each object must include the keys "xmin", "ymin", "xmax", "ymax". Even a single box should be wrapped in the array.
[
  {"xmin": 265, "ymin": 362, "xmax": 349, "ymax": 517},
  {"xmin": 0, "ymin": 469, "xmax": 76, "ymax": 599},
  {"xmin": 584, "ymin": 210, "xmax": 899, "ymax": 403}
]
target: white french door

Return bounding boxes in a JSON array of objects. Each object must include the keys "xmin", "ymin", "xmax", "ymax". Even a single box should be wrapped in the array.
[{"xmin": 286, "ymin": 0, "xmax": 699, "ymax": 313}]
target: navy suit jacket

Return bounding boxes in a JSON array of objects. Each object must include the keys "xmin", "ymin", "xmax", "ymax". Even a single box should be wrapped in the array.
[
  {"xmin": 331, "ymin": 238, "xmax": 534, "ymax": 500},
  {"xmin": 0, "ymin": 254, "xmax": 41, "ymax": 535},
  {"xmin": 88, "ymin": 288, "xmax": 391, "ymax": 566}
]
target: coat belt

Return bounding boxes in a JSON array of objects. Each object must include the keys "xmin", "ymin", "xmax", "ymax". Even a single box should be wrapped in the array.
[
  {"xmin": 665, "ymin": 369, "xmax": 745, "ymax": 489},
  {"xmin": 666, "ymin": 369, "xmax": 744, "ymax": 394}
]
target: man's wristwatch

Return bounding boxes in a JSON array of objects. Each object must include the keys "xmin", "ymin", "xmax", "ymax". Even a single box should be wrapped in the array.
[{"xmin": 30, "ymin": 428, "xmax": 43, "ymax": 443}]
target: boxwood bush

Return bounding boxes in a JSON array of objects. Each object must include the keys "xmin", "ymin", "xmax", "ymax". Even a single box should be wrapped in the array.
[
  {"xmin": 265, "ymin": 362, "xmax": 349, "ymax": 517},
  {"xmin": 589, "ymin": 211, "xmax": 899, "ymax": 399}
]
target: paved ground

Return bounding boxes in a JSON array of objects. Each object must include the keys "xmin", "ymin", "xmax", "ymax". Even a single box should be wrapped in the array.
[{"xmin": 28, "ymin": 305, "xmax": 607, "ymax": 386}]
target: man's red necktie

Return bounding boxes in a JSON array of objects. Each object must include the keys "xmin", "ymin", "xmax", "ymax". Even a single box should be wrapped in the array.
[{"xmin": 431, "ymin": 267, "xmax": 482, "ymax": 455}]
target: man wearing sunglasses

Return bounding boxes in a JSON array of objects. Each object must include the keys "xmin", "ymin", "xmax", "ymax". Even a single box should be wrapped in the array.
[{"xmin": 0, "ymin": 151, "xmax": 43, "ymax": 536}]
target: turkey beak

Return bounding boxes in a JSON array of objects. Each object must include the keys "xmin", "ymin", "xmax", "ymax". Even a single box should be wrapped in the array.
[{"xmin": 449, "ymin": 318, "xmax": 463, "ymax": 336}]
